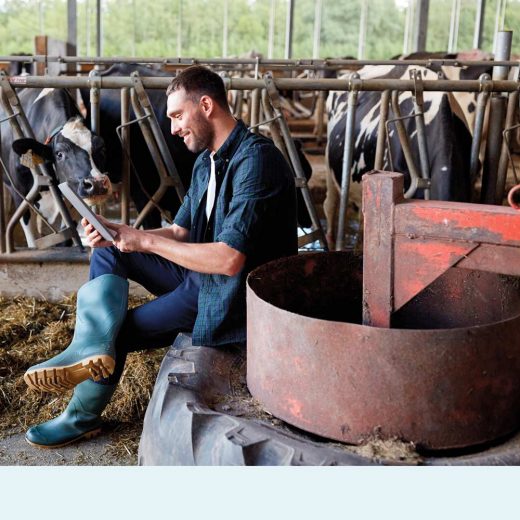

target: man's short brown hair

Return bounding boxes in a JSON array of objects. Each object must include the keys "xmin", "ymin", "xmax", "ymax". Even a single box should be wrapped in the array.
[{"xmin": 166, "ymin": 65, "xmax": 229, "ymax": 110}]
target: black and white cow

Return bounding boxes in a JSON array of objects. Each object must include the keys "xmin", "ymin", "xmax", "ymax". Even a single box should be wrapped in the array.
[
  {"xmin": 0, "ymin": 87, "xmax": 109, "ymax": 246},
  {"xmin": 325, "ymin": 64, "xmax": 473, "ymax": 247},
  {"xmin": 80, "ymin": 63, "xmax": 198, "ymax": 229}
]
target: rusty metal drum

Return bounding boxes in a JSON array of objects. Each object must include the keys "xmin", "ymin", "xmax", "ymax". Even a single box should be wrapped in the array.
[{"xmin": 246, "ymin": 252, "xmax": 520, "ymax": 450}]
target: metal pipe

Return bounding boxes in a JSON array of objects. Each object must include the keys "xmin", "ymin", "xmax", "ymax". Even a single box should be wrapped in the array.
[
  {"xmin": 374, "ymin": 90, "xmax": 390, "ymax": 170},
  {"xmin": 263, "ymin": 73, "xmax": 327, "ymax": 250},
  {"xmin": 410, "ymin": 72, "xmax": 431, "ymax": 199},
  {"xmin": 473, "ymin": 0, "xmax": 486, "ymax": 49},
  {"xmin": 336, "ymin": 85, "xmax": 359, "ymax": 251},
  {"xmin": 0, "ymin": 76, "xmax": 82, "ymax": 251},
  {"xmin": 448, "ymin": 0, "xmax": 461, "ymax": 53},
  {"xmin": 469, "ymin": 76, "xmax": 491, "ymax": 189},
  {"xmin": 0, "ymin": 113, "xmax": 5, "ymax": 253},
  {"xmin": 496, "ymin": 89, "xmax": 519, "ymax": 204},
  {"xmin": 285, "ymin": 0, "xmax": 294, "ymax": 59},
  {"xmin": 481, "ymin": 30, "xmax": 512, "ymax": 204},
  {"xmin": 250, "ymin": 88, "xmax": 261, "ymax": 134},
  {"xmin": 96, "ymin": 0, "xmax": 102, "ymax": 57},
  {"xmin": 261, "ymin": 88, "xmax": 289, "ymax": 163},
  {"xmin": 389, "ymin": 89, "xmax": 423, "ymax": 198},
  {"xmin": 4, "ymin": 54, "xmax": 520, "ymax": 69},
  {"xmin": 492, "ymin": 0, "xmax": 507, "ymax": 54},
  {"xmin": 414, "ymin": 0, "xmax": 429, "ymax": 53},
  {"xmin": 120, "ymin": 87, "xmax": 131, "ymax": 225},
  {"xmin": 131, "ymin": 74, "xmax": 185, "ymax": 200},
  {"xmin": 67, "ymin": 0, "xmax": 77, "ymax": 55},
  {"xmin": 314, "ymin": 89, "xmax": 326, "ymax": 147},
  {"xmin": 313, "ymin": 0, "xmax": 323, "ymax": 59},
  {"xmin": 5, "ymin": 74, "xmax": 520, "ymax": 93},
  {"xmin": 88, "ymin": 69, "xmax": 101, "ymax": 135}
]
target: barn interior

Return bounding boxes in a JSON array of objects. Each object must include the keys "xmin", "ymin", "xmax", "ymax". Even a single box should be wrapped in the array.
[{"xmin": 2, "ymin": 0, "xmax": 520, "ymax": 483}]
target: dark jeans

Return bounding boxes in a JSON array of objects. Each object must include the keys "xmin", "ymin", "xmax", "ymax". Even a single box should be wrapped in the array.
[{"xmin": 89, "ymin": 246, "xmax": 200, "ymax": 383}]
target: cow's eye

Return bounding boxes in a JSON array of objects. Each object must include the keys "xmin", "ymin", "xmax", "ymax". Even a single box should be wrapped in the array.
[{"xmin": 56, "ymin": 151, "xmax": 64, "ymax": 160}]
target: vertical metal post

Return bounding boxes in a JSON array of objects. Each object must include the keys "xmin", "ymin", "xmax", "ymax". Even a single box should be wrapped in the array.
[
  {"xmin": 250, "ymin": 88, "xmax": 261, "ymax": 134},
  {"xmin": 314, "ymin": 89, "xmax": 326, "ymax": 147},
  {"xmin": 0, "ymin": 113, "xmax": 5, "ymax": 253},
  {"xmin": 313, "ymin": 0, "xmax": 323, "ymax": 59},
  {"xmin": 374, "ymin": 90, "xmax": 390, "ymax": 170},
  {"xmin": 496, "ymin": 90, "xmax": 519, "ymax": 202},
  {"xmin": 96, "ymin": 0, "xmax": 102, "ymax": 57},
  {"xmin": 89, "ymin": 69, "xmax": 101, "ymax": 135},
  {"xmin": 67, "ymin": 0, "xmax": 77, "ymax": 54},
  {"xmin": 473, "ymin": 0, "xmax": 486, "ymax": 49},
  {"xmin": 413, "ymin": 0, "xmax": 429, "ymax": 52},
  {"xmin": 223, "ymin": 0, "xmax": 229, "ymax": 58},
  {"xmin": 285, "ymin": 0, "xmax": 295, "ymax": 59},
  {"xmin": 177, "ymin": 0, "xmax": 183, "ymax": 56},
  {"xmin": 268, "ymin": 0, "xmax": 276, "ymax": 58},
  {"xmin": 481, "ymin": 30, "xmax": 512, "ymax": 204},
  {"xmin": 492, "ymin": 0, "xmax": 507, "ymax": 54},
  {"xmin": 336, "ymin": 81, "xmax": 359, "ymax": 251},
  {"xmin": 358, "ymin": 0, "xmax": 368, "ymax": 59},
  {"xmin": 448, "ymin": 0, "xmax": 461, "ymax": 53},
  {"xmin": 469, "ymin": 75, "xmax": 491, "ymax": 189},
  {"xmin": 403, "ymin": 0, "xmax": 414, "ymax": 54},
  {"xmin": 120, "ymin": 87, "xmax": 131, "ymax": 225}
]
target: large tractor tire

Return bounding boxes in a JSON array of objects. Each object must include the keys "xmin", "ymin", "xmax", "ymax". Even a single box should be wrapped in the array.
[{"xmin": 138, "ymin": 334, "xmax": 520, "ymax": 466}]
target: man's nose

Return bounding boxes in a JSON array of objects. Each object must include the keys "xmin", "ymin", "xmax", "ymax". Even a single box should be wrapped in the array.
[{"xmin": 171, "ymin": 120, "xmax": 180, "ymax": 135}]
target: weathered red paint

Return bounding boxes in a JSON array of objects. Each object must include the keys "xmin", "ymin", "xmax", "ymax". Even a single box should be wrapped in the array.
[
  {"xmin": 363, "ymin": 172, "xmax": 520, "ymax": 326},
  {"xmin": 247, "ymin": 252, "xmax": 520, "ymax": 449}
]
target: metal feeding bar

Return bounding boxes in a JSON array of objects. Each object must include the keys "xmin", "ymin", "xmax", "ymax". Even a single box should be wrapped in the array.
[
  {"xmin": 0, "ymin": 71, "xmax": 82, "ymax": 253},
  {"xmin": 127, "ymin": 73, "xmax": 186, "ymax": 228},
  {"xmin": 3, "ymin": 54, "xmax": 520, "ymax": 70},
  {"xmin": 5, "ymin": 74, "xmax": 520, "ymax": 94},
  {"xmin": 362, "ymin": 171, "xmax": 520, "ymax": 328},
  {"xmin": 263, "ymin": 73, "xmax": 328, "ymax": 250}
]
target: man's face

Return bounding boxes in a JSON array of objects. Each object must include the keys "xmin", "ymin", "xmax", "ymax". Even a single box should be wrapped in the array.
[{"xmin": 167, "ymin": 88, "xmax": 214, "ymax": 153}]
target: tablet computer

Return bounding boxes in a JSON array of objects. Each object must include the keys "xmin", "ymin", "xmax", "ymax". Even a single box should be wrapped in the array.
[{"xmin": 58, "ymin": 182, "xmax": 116, "ymax": 242}]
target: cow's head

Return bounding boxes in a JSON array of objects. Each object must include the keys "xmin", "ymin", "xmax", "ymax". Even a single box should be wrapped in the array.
[{"xmin": 12, "ymin": 117, "xmax": 112, "ymax": 206}]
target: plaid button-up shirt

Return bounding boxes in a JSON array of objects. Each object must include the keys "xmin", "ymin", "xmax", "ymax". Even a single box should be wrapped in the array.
[{"xmin": 174, "ymin": 120, "xmax": 297, "ymax": 346}]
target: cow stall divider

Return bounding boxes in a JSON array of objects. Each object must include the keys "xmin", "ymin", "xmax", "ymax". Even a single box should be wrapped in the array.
[
  {"xmin": 0, "ymin": 71, "xmax": 83, "ymax": 254},
  {"xmin": 125, "ymin": 72, "xmax": 186, "ymax": 228},
  {"xmin": 1, "ymin": 72, "xmax": 520, "ymax": 256}
]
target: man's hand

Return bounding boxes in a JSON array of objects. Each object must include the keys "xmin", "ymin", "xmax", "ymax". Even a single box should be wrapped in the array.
[{"xmin": 82, "ymin": 216, "xmax": 149, "ymax": 253}]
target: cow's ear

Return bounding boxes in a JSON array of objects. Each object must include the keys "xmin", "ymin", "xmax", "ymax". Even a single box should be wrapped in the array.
[{"xmin": 12, "ymin": 138, "xmax": 54, "ymax": 162}]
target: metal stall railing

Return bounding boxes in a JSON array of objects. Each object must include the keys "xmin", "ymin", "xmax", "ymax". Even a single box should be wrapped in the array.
[
  {"xmin": 0, "ymin": 71, "xmax": 82, "ymax": 253},
  {"xmin": 1, "ymin": 72, "xmax": 520, "ymax": 255}
]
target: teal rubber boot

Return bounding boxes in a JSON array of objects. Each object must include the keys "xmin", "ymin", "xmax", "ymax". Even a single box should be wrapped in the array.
[
  {"xmin": 24, "ymin": 274, "xmax": 128, "ymax": 393},
  {"xmin": 25, "ymin": 379, "xmax": 117, "ymax": 448}
]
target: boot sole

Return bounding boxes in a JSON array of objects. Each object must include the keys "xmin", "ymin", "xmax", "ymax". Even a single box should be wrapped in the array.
[
  {"xmin": 25, "ymin": 427, "xmax": 102, "ymax": 449},
  {"xmin": 24, "ymin": 355, "xmax": 115, "ymax": 393}
]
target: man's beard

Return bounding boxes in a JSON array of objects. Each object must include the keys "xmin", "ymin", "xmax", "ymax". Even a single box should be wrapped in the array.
[{"xmin": 187, "ymin": 112, "xmax": 214, "ymax": 153}]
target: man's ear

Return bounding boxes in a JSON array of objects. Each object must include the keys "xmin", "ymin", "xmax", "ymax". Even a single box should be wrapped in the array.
[
  {"xmin": 12, "ymin": 138, "xmax": 54, "ymax": 163},
  {"xmin": 199, "ymin": 95, "xmax": 214, "ymax": 117}
]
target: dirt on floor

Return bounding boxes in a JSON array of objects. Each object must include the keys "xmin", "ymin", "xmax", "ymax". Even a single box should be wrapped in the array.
[{"xmin": 0, "ymin": 295, "xmax": 164, "ymax": 466}]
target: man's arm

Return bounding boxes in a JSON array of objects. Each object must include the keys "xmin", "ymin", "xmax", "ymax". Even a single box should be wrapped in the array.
[
  {"xmin": 83, "ymin": 218, "xmax": 245, "ymax": 276},
  {"xmin": 146, "ymin": 223, "xmax": 190, "ymax": 242}
]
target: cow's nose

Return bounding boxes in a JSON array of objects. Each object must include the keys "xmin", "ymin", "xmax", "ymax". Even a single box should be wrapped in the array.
[{"xmin": 81, "ymin": 178, "xmax": 95, "ymax": 195}]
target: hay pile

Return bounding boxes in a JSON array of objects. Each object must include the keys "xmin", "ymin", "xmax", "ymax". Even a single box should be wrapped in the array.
[{"xmin": 0, "ymin": 295, "xmax": 166, "ymax": 459}]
